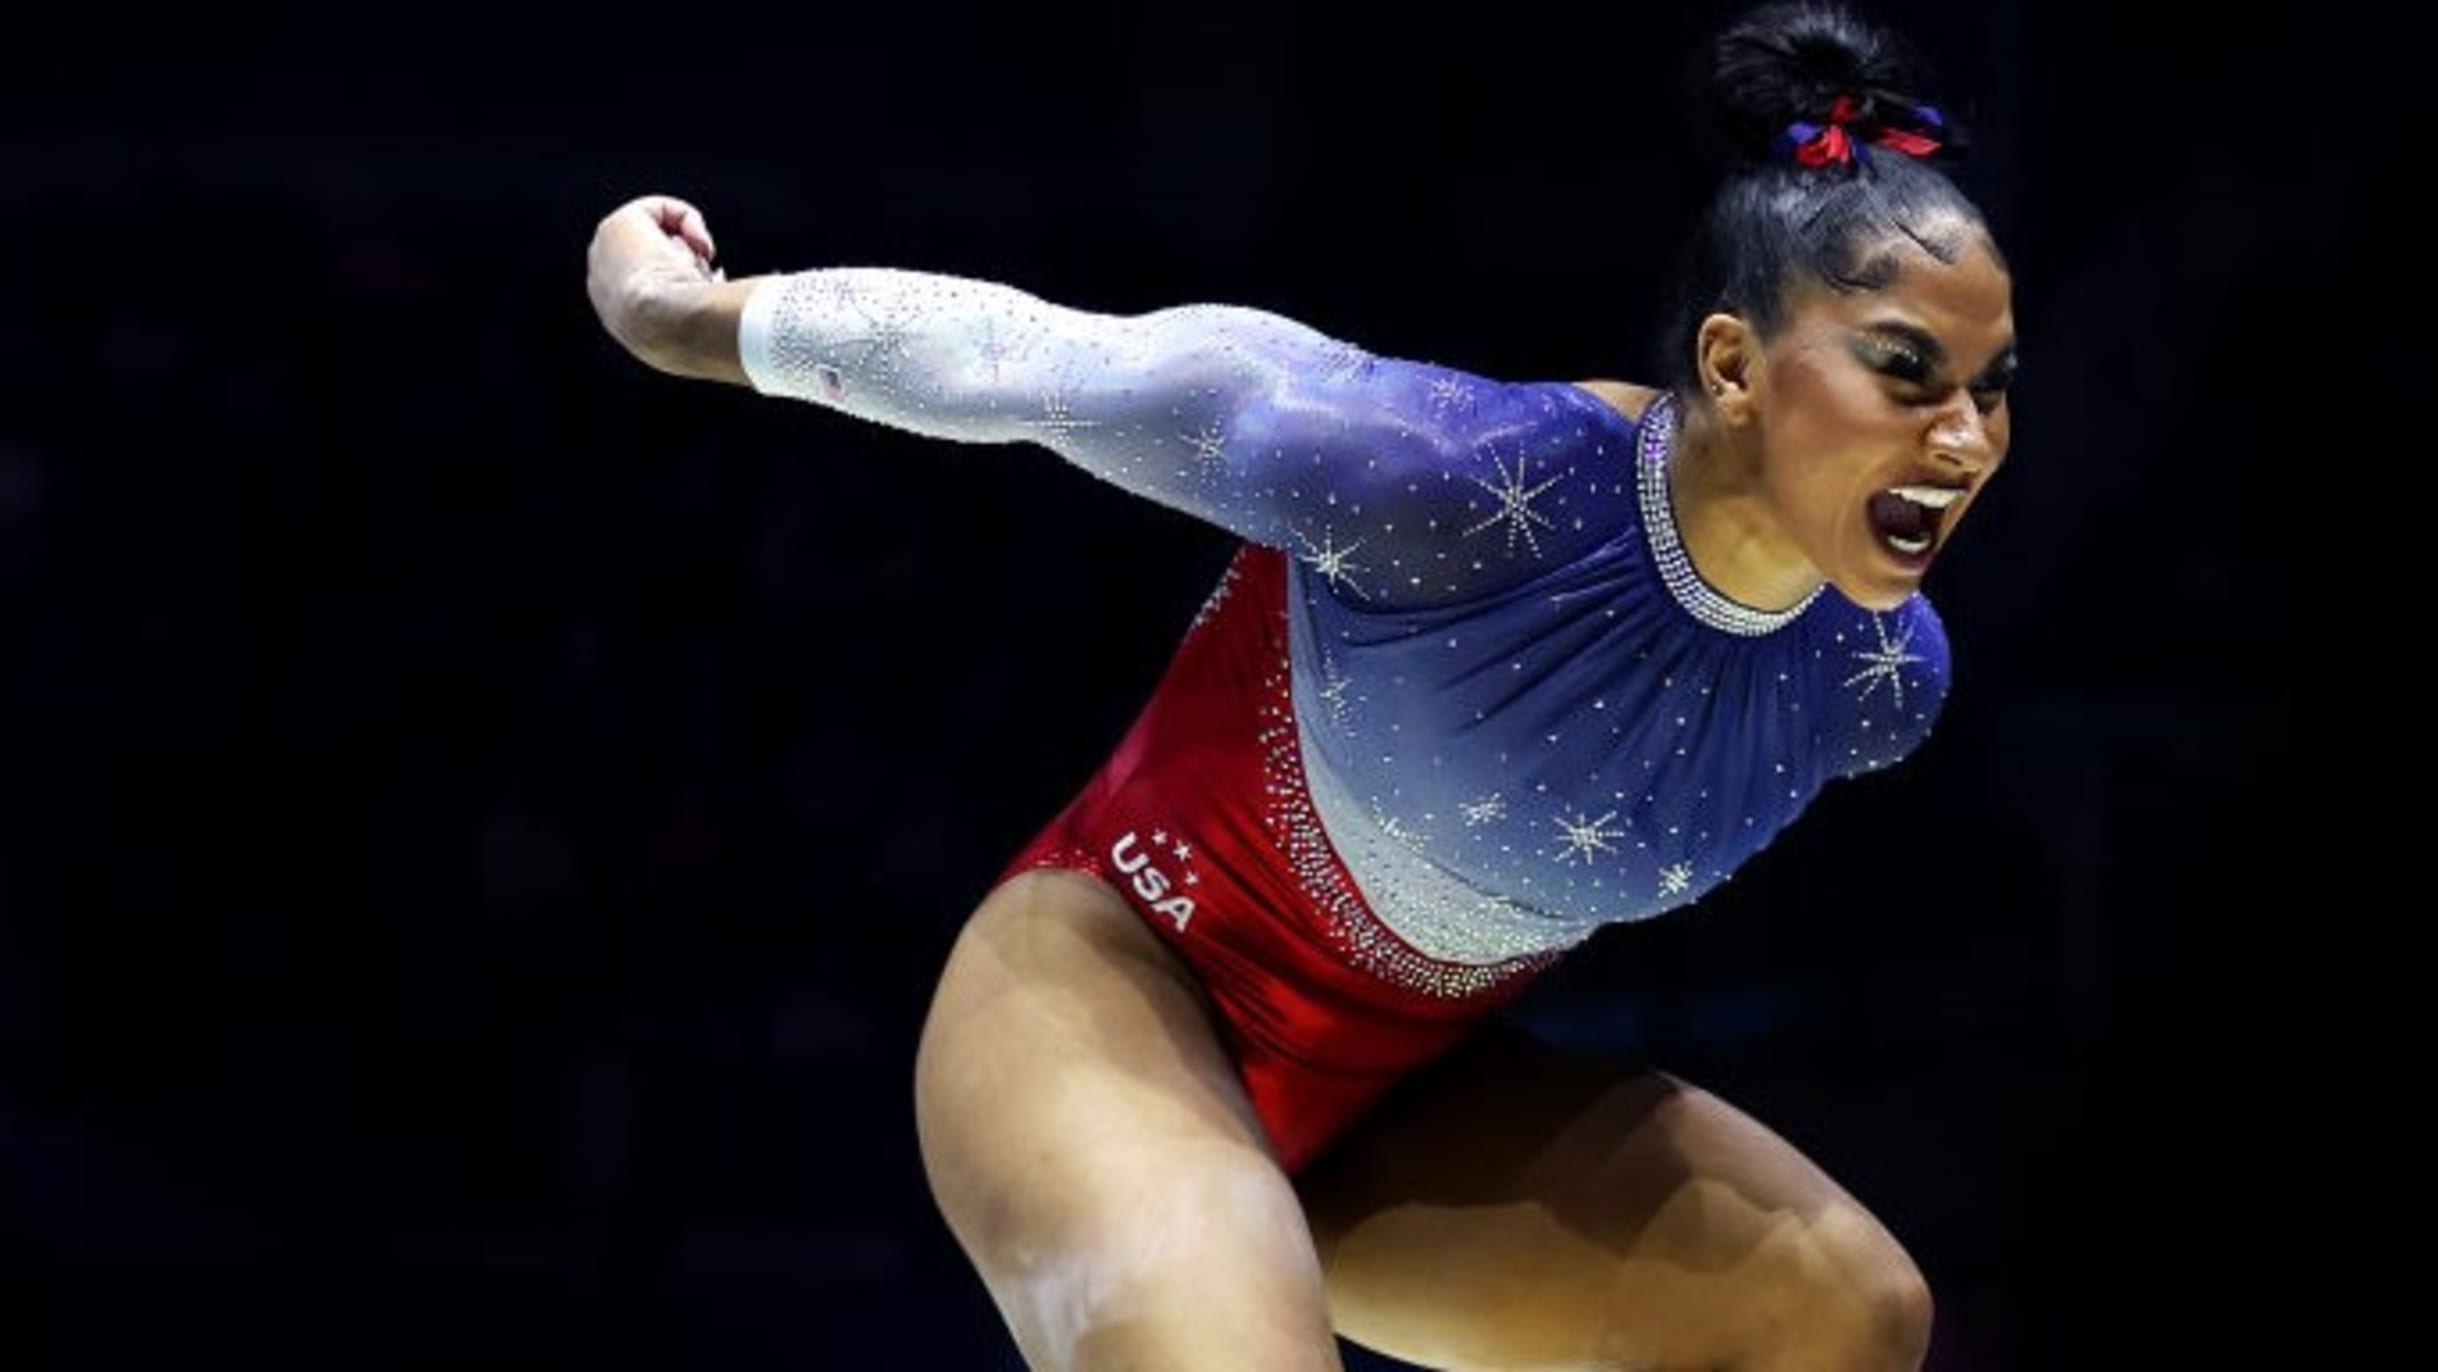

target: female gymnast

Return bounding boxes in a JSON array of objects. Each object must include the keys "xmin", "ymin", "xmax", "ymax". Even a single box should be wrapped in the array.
[{"xmin": 583, "ymin": 3, "xmax": 2015, "ymax": 1366}]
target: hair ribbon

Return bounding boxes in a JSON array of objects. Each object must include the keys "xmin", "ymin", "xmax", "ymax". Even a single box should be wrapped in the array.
[{"xmin": 1777, "ymin": 95, "xmax": 1945, "ymax": 166}]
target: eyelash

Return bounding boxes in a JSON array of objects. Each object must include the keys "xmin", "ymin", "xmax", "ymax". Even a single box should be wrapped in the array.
[
  {"xmin": 1880, "ymin": 354, "xmax": 1930, "ymax": 383},
  {"xmin": 1880, "ymin": 354, "xmax": 2013, "ymax": 411}
]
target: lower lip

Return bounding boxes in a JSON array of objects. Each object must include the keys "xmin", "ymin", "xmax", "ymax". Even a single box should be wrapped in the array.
[{"xmin": 1875, "ymin": 532, "xmax": 1935, "ymax": 573}]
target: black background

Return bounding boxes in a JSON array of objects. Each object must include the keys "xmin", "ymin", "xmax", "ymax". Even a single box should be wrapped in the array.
[{"xmin": 0, "ymin": 3, "xmax": 2403, "ymax": 1368}]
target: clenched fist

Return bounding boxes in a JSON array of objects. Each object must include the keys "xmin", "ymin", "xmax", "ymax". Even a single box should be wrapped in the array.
[{"xmin": 585, "ymin": 194, "xmax": 751, "ymax": 382}]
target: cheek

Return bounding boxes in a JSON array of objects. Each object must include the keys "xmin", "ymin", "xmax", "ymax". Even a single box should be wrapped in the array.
[
  {"xmin": 1766, "ymin": 353, "xmax": 1840, "ymax": 414},
  {"xmin": 1767, "ymin": 372, "xmax": 1891, "ymax": 489},
  {"xmin": 1767, "ymin": 355, "xmax": 1886, "ymax": 443}
]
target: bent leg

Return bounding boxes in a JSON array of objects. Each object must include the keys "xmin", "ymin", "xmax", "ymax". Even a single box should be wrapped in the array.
[
  {"xmin": 915, "ymin": 868, "xmax": 1343, "ymax": 1371},
  {"xmin": 1299, "ymin": 1023, "xmax": 1932, "ymax": 1372}
]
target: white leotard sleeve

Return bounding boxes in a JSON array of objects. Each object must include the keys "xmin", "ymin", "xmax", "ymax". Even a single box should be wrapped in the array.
[{"xmin": 738, "ymin": 267, "xmax": 1638, "ymax": 607}]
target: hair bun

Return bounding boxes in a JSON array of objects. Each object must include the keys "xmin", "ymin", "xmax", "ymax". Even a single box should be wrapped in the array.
[{"xmin": 1697, "ymin": 2, "xmax": 1952, "ymax": 166}]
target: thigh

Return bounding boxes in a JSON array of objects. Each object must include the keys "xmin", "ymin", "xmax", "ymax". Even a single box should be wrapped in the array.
[
  {"xmin": 1296, "ymin": 1022, "xmax": 1932, "ymax": 1372},
  {"xmin": 914, "ymin": 867, "xmax": 1344, "ymax": 1372}
]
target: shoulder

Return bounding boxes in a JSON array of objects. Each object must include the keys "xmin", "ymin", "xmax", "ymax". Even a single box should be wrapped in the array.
[{"xmin": 1570, "ymin": 379, "xmax": 1663, "ymax": 425}]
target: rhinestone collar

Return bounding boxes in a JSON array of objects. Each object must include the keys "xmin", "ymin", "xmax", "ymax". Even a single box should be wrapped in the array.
[{"xmin": 1634, "ymin": 392, "xmax": 1821, "ymax": 636}]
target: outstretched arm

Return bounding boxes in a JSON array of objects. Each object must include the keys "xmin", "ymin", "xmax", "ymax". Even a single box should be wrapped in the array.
[{"xmin": 586, "ymin": 195, "xmax": 1640, "ymax": 603}]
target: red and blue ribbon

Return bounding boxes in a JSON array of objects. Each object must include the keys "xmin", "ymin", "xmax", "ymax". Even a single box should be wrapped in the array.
[{"xmin": 1776, "ymin": 95, "xmax": 1946, "ymax": 167}]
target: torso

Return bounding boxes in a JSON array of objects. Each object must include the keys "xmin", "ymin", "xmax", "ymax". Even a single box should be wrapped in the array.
[{"xmin": 1278, "ymin": 387, "xmax": 1952, "ymax": 972}]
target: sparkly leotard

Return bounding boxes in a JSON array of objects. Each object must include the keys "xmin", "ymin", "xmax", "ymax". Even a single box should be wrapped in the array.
[{"xmin": 739, "ymin": 270, "xmax": 1951, "ymax": 1170}]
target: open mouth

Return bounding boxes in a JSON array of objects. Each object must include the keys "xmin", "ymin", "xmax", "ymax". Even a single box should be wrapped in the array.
[{"xmin": 1866, "ymin": 484, "xmax": 1963, "ymax": 559}]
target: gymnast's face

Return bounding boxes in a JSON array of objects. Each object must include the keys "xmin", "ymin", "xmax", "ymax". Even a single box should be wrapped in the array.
[{"xmin": 1732, "ymin": 224, "xmax": 2016, "ymax": 612}]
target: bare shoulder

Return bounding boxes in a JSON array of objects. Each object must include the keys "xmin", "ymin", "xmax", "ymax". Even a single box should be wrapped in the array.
[{"xmin": 1570, "ymin": 379, "xmax": 1661, "ymax": 424}]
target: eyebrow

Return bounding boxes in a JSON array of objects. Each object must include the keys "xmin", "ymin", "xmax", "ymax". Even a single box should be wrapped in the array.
[{"xmin": 1859, "ymin": 321, "xmax": 2019, "ymax": 384}]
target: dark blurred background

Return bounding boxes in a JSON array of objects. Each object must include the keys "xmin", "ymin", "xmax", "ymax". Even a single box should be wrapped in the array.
[{"xmin": 0, "ymin": 3, "xmax": 2402, "ymax": 1368}]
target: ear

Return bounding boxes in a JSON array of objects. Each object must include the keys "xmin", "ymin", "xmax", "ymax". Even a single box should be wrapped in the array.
[{"xmin": 1695, "ymin": 312, "xmax": 1760, "ymax": 424}]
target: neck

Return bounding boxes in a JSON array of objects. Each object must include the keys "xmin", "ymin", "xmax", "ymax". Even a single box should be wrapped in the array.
[{"xmin": 1666, "ymin": 400, "xmax": 1823, "ymax": 613}]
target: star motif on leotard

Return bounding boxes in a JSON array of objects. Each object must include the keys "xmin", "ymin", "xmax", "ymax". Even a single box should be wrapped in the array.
[
  {"xmin": 840, "ymin": 314, "xmax": 914, "ymax": 381},
  {"xmin": 1428, "ymin": 376, "xmax": 1473, "ymax": 412},
  {"xmin": 1551, "ymin": 810, "xmax": 1623, "ymax": 865},
  {"xmin": 1461, "ymin": 793, "xmax": 1507, "ymax": 827},
  {"xmin": 1658, "ymin": 862, "xmax": 1694, "ymax": 898},
  {"xmin": 1842, "ymin": 613, "xmax": 1923, "ymax": 709},
  {"xmin": 1464, "ymin": 447, "xmax": 1562, "ymax": 558},
  {"xmin": 1292, "ymin": 527, "xmax": 1369, "ymax": 598},
  {"xmin": 820, "ymin": 285, "xmax": 919, "ymax": 384},
  {"xmin": 1026, "ymin": 391, "xmax": 1100, "ymax": 438},
  {"xmin": 1181, "ymin": 421, "xmax": 1229, "ymax": 466}
]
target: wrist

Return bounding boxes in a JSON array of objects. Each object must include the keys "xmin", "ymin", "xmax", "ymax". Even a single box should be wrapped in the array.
[{"xmin": 630, "ymin": 275, "xmax": 759, "ymax": 385}]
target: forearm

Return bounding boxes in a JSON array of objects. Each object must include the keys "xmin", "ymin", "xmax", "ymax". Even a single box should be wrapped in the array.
[
  {"xmin": 732, "ymin": 267, "xmax": 1124, "ymax": 444},
  {"xmin": 626, "ymin": 276, "xmax": 763, "ymax": 385}
]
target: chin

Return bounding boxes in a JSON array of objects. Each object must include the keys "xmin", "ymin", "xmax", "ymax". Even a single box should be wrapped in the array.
[
  {"xmin": 1832, "ymin": 565, "xmax": 1926, "ymax": 612},
  {"xmin": 1833, "ymin": 532, "xmax": 1940, "ymax": 609}
]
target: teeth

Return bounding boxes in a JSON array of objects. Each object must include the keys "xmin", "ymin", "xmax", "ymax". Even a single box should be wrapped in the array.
[
  {"xmin": 1886, "ymin": 534, "xmax": 1931, "ymax": 555},
  {"xmin": 1888, "ymin": 484, "xmax": 1962, "ymax": 510}
]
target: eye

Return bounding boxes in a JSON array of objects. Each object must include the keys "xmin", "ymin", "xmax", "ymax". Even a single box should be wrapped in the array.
[
  {"xmin": 1876, "ymin": 348, "xmax": 1933, "ymax": 385},
  {"xmin": 1968, "ymin": 365, "xmax": 2016, "ymax": 414}
]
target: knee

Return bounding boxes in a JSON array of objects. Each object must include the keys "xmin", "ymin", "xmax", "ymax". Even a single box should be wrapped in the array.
[
  {"xmin": 950, "ymin": 1169, "xmax": 1335, "ymax": 1372},
  {"xmin": 1769, "ymin": 1204, "xmax": 1935, "ymax": 1371},
  {"xmin": 1849, "ymin": 1251, "xmax": 1935, "ymax": 1371}
]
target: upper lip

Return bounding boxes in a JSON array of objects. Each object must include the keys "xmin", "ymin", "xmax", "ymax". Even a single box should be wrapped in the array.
[{"xmin": 1884, "ymin": 481, "xmax": 1969, "ymax": 510}]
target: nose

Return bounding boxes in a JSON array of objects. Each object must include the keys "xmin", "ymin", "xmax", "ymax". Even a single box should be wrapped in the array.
[{"xmin": 1927, "ymin": 396, "xmax": 1995, "ymax": 474}]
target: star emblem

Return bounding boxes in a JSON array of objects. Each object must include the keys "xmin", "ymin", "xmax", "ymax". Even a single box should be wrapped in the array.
[
  {"xmin": 1464, "ymin": 447, "xmax": 1562, "ymax": 558},
  {"xmin": 1551, "ymin": 810, "xmax": 1623, "ymax": 865},
  {"xmin": 1292, "ymin": 527, "xmax": 1370, "ymax": 599},
  {"xmin": 1842, "ymin": 613, "xmax": 1923, "ymax": 708}
]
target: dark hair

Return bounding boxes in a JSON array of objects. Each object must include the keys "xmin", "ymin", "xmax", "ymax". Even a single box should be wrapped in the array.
[{"xmin": 1658, "ymin": 1, "xmax": 1999, "ymax": 396}]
